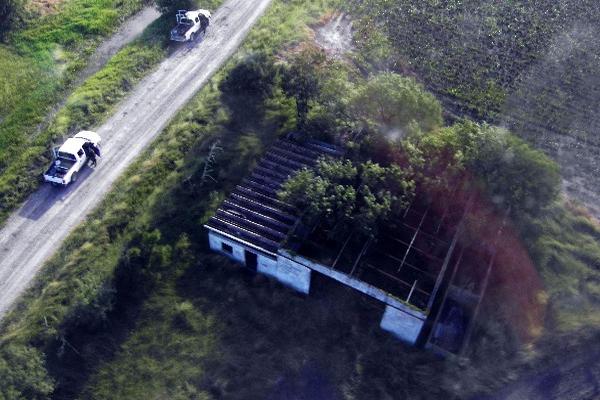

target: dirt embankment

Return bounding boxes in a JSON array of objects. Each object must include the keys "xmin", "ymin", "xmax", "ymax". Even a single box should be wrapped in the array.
[{"xmin": 313, "ymin": 12, "xmax": 354, "ymax": 57}]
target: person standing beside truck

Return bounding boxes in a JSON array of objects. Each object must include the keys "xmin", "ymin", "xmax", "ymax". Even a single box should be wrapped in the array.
[{"xmin": 82, "ymin": 141, "xmax": 101, "ymax": 167}]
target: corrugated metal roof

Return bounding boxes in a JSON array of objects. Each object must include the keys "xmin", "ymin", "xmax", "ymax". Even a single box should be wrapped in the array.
[{"xmin": 205, "ymin": 138, "xmax": 341, "ymax": 254}]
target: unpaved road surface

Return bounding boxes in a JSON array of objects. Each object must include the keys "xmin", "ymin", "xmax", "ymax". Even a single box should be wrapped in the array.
[
  {"xmin": 0, "ymin": 0, "xmax": 273, "ymax": 319},
  {"xmin": 81, "ymin": 7, "xmax": 161, "ymax": 80},
  {"xmin": 36, "ymin": 6, "xmax": 161, "ymax": 136}
]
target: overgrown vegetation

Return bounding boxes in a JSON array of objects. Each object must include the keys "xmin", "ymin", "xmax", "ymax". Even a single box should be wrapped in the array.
[
  {"xmin": 345, "ymin": 0, "xmax": 600, "ymax": 218},
  {"xmin": 1, "ymin": 0, "xmax": 600, "ymax": 399},
  {"xmin": 0, "ymin": 0, "xmax": 149, "ymax": 223},
  {"xmin": 0, "ymin": 0, "xmax": 344, "ymax": 398},
  {"xmin": 345, "ymin": 0, "xmax": 600, "ymax": 121},
  {"xmin": 0, "ymin": 0, "xmax": 226, "ymax": 225},
  {"xmin": 280, "ymin": 158, "xmax": 415, "ymax": 237}
]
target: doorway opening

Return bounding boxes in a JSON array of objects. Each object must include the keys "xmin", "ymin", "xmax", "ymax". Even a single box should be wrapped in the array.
[{"xmin": 245, "ymin": 250, "xmax": 258, "ymax": 272}]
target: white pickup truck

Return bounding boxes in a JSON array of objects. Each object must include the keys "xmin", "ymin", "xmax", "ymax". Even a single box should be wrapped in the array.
[
  {"xmin": 44, "ymin": 131, "xmax": 101, "ymax": 186},
  {"xmin": 170, "ymin": 9, "xmax": 211, "ymax": 42}
]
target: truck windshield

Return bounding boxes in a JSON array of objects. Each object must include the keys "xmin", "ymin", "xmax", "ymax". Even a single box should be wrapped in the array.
[
  {"xmin": 58, "ymin": 151, "xmax": 76, "ymax": 161},
  {"xmin": 180, "ymin": 18, "xmax": 193, "ymax": 25}
]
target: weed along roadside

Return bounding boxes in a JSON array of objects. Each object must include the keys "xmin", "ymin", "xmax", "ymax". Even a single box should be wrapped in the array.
[
  {"xmin": 0, "ymin": 0, "xmax": 264, "ymax": 324},
  {"xmin": 1, "ymin": 1, "xmax": 600, "ymax": 399},
  {"xmin": 0, "ymin": 0, "xmax": 344, "ymax": 397},
  {"xmin": 0, "ymin": 1, "xmax": 227, "ymax": 227},
  {"xmin": 0, "ymin": 0, "xmax": 155, "ymax": 215}
]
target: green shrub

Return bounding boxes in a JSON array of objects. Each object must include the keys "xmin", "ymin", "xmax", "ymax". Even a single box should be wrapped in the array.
[
  {"xmin": 0, "ymin": 344, "xmax": 53, "ymax": 400},
  {"xmin": 350, "ymin": 72, "xmax": 443, "ymax": 136}
]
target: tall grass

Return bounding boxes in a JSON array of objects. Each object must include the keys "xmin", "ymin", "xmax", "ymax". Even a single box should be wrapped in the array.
[
  {"xmin": 0, "ymin": 0, "xmax": 149, "ymax": 225},
  {"xmin": 2, "ymin": 0, "xmax": 599, "ymax": 398},
  {"xmin": 0, "ymin": 0, "xmax": 230, "ymax": 227}
]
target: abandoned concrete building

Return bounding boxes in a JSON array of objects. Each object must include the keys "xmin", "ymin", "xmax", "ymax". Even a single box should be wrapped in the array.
[{"xmin": 204, "ymin": 138, "xmax": 493, "ymax": 355}]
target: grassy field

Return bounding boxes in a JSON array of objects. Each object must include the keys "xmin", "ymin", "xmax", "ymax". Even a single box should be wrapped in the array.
[
  {"xmin": 0, "ymin": 22, "xmax": 169, "ymax": 225},
  {"xmin": 0, "ymin": 0, "xmax": 147, "ymax": 158},
  {"xmin": 0, "ymin": 0, "xmax": 225, "ymax": 226},
  {"xmin": 341, "ymin": 0, "xmax": 600, "ymax": 334},
  {"xmin": 345, "ymin": 0, "xmax": 600, "ymax": 219},
  {"xmin": 345, "ymin": 0, "xmax": 600, "ymax": 122},
  {"xmin": 1, "ymin": 0, "xmax": 600, "ymax": 399},
  {"xmin": 0, "ymin": 0, "xmax": 345, "ymax": 398},
  {"xmin": 523, "ymin": 202, "xmax": 600, "ymax": 331}
]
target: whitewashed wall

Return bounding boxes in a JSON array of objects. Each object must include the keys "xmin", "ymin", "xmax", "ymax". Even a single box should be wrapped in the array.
[
  {"xmin": 208, "ymin": 231, "xmax": 245, "ymax": 263},
  {"xmin": 380, "ymin": 305, "xmax": 425, "ymax": 344}
]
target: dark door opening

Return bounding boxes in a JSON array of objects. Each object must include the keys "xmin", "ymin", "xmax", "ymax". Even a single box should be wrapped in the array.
[{"xmin": 245, "ymin": 250, "xmax": 258, "ymax": 272}]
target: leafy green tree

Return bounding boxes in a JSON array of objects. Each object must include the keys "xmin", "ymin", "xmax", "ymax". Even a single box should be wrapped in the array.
[
  {"xmin": 279, "ymin": 158, "xmax": 414, "ymax": 236},
  {"xmin": 0, "ymin": 344, "xmax": 53, "ymax": 400},
  {"xmin": 463, "ymin": 123, "xmax": 560, "ymax": 214},
  {"xmin": 408, "ymin": 121, "xmax": 560, "ymax": 215},
  {"xmin": 350, "ymin": 72, "xmax": 443, "ymax": 137},
  {"xmin": 281, "ymin": 46, "xmax": 327, "ymax": 131}
]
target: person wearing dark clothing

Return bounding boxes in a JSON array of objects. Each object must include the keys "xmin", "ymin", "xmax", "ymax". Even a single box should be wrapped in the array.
[
  {"xmin": 88, "ymin": 150, "xmax": 97, "ymax": 167},
  {"xmin": 200, "ymin": 15, "xmax": 209, "ymax": 31},
  {"xmin": 83, "ymin": 142, "xmax": 101, "ymax": 167},
  {"xmin": 91, "ymin": 144, "xmax": 101, "ymax": 158}
]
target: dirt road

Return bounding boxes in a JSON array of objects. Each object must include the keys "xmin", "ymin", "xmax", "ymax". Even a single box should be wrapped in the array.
[
  {"xmin": 35, "ymin": 6, "xmax": 161, "ymax": 137},
  {"xmin": 81, "ymin": 7, "xmax": 161, "ymax": 80},
  {"xmin": 0, "ymin": 0, "xmax": 273, "ymax": 319}
]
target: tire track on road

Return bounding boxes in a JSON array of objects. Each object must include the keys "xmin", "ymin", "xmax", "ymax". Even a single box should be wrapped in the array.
[{"xmin": 0, "ymin": 0, "xmax": 273, "ymax": 319}]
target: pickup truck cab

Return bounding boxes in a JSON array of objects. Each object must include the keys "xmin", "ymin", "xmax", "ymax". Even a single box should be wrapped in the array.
[
  {"xmin": 170, "ymin": 9, "xmax": 211, "ymax": 42},
  {"xmin": 44, "ymin": 131, "xmax": 101, "ymax": 186}
]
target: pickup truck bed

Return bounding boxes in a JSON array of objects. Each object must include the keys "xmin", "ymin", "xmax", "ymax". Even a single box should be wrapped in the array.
[
  {"xmin": 173, "ymin": 24, "xmax": 190, "ymax": 36},
  {"xmin": 44, "ymin": 157, "xmax": 77, "ymax": 185}
]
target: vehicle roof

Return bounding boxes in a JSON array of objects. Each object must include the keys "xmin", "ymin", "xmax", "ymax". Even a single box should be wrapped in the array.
[
  {"xmin": 58, "ymin": 138, "xmax": 85, "ymax": 155},
  {"xmin": 74, "ymin": 130, "xmax": 101, "ymax": 144},
  {"xmin": 58, "ymin": 131, "xmax": 100, "ymax": 155},
  {"xmin": 184, "ymin": 9, "xmax": 211, "ymax": 19}
]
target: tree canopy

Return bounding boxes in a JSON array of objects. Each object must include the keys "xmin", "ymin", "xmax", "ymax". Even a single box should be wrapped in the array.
[
  {"xmin": 279, "ymin": 158, "xmax": 415, "ymax": 236},
  {"xmin": 281, "ymin": 46, "xmax": 327, "ymax": 131},
  {"xmin": 219, "ymin": 52, "xmax": 277, "ymax": 126},
  {"xmin": 408, "ymin": 121, "xmax": 561, "ymax": 215},
  {"xmin": 0, "ymin": 0, "xmax": 23, "ymax": 40},
  {"xmin": 350, "ymin": 72, "xmax": 443, "ymax": 138}
]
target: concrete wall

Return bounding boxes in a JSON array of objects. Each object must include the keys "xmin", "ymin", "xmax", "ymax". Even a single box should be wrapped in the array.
[
  {"xmin": 208, "ymin": 232, "xmax": 426, "ymax": 345},
  {"xmin": 279, "ymin": 250, "xmax": 426, "ymax": 319},
  {"xmin": 208, "ymin": 231, "xmax": 311, "ymax": 294},
  {"xmin": 268, "ymin": 255, "xmax": 312, "ymax": 294},
  {"xmin": 380, "ymin": 305, "xmax": 425, "ymax": 344},
  {"xmin": 209, "ymin": 231, "xmax": 245, "ymax": 263},
  {"xmin": 279, "ymin": 250, "xmax": 427, "ymax": 344},
  {"xmin": 257, "ymin": 253, "xmax": 278, "ymax": 271}
]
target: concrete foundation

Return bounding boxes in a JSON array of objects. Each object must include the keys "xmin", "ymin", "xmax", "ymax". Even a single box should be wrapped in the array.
[
  {"xmin": 380, "ymin": 305, "xmax": 426, "ymax": 344},
  {"xmin": 261, "ymin": 255, "xmax": 311, "ymax": 294},
  {"xmin": 208, "ymin": 231, "xmax": 427, "ymax": 344}
]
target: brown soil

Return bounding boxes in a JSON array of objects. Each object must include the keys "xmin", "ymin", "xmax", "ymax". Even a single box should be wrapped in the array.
[
  {"xmin": 313, "ymin": 12, "xmax": 354, "ymax": 57},
  {"xmin": 26, "ymin": 0, "xmax": 64, "ymax": 16}
]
